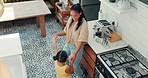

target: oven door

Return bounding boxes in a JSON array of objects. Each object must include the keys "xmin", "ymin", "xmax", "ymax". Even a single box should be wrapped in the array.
[
  {"xmin": 96, "ymin": 56, "xmax": 114, "ymax": 78},
  {"xmin": 94, "ymin": 67, "xmax": 104, "ymax": 78}
]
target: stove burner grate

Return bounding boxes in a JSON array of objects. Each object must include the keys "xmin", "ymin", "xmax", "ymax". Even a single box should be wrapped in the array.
[
  {"xmin": 108, "ymin": 57, "xmax": 116, "ymax": 62},
  {"xmin": 98, "ymin": 46, "xmax": 148, "ymax": 78},
  {"xmin": 125, "ymin": 67, "xmax": 136, "ymax": 75}
]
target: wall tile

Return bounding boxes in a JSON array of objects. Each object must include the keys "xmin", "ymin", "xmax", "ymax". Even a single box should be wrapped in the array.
[{"xmin": 101, "ymin": 0, "xmax": 148, "ymax": 58}]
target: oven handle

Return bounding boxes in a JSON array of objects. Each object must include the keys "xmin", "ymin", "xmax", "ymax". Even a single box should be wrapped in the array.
[{"xmin": 95, "ymin": 67, "xmax": 105, "ymax": 78}]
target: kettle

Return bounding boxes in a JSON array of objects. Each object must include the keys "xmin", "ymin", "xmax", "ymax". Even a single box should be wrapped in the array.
[{"xmin": 117, "ymin": 0, "xmax": 131, "ymax": 10}]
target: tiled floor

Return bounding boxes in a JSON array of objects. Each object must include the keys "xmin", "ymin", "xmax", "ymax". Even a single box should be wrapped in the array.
[
  {"xmin": 0, "ymin": 13, "xmax": 88, "ymax": 78},
  {"xmin": 0, "ymin": 14, "xmax": 66, "ymax": 78}
]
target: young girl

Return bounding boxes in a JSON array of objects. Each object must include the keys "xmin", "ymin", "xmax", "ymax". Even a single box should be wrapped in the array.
[{"xmin": 52, "ymin": 35, "xmax": 74, "ymax": 78}]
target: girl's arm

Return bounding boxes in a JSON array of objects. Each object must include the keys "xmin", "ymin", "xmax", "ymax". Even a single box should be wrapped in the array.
[
  {"xmin": 52, "ymin": 35, "xmax": 58, "ymax": 55},
  {"xmin": 52, "ymin": 31, "xmax": 66, "ymax": 55}
]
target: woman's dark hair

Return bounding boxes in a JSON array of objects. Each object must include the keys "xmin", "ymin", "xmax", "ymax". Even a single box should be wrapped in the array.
[
  {"xmin": 69, "ymin": 3, "xmax": 86, "ymax": 31},
  {"xmin": 53, "ymin": 50, "xmax": 68, "ymax": 63}
]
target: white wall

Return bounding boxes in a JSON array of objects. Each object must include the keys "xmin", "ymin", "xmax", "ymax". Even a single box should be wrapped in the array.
[{"xmin": 100, "ymin": 0, "xmax": 148, "ymax": 59}]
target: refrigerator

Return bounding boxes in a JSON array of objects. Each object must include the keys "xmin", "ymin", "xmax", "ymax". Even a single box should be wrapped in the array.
[{"xmin": 80, "ymin": 0, "xmax": 101, "ymax": 21}]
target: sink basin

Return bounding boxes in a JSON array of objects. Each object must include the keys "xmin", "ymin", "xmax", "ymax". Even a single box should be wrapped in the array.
[{"xmin": 0, "ymin": 58, "xmax": 12, "ymax": 78}]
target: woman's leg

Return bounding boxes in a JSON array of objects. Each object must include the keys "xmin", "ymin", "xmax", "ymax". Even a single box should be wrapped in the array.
[
  {"xmin": 63, "ymin": 44, "xmax": 84, "ymax": 78},
  {"xmin": 69, "ymin": 44, "xmax": 84, "ymax": 78}
]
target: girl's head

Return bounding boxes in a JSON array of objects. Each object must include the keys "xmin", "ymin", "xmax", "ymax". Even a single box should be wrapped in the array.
[{"xmin": 53, "ymin": 50, "xmax": 68, "ymax": 63}]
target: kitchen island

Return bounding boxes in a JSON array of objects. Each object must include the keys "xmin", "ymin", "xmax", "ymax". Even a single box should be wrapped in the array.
[{"xmin": 0, "ymin": 33, "xmax": 27, "ymax": 78}]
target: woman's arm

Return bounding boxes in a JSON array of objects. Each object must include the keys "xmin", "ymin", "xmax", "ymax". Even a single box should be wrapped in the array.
[{"xmin": 55, "ymin": 31, "xmax": 66, "ymax": 36}]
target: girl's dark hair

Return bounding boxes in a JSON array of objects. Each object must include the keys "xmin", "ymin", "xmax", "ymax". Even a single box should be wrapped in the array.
[
  {"xmin": 53, "ymin": 50, "xmax": 68, "ymax": 63},
  {"xmin": 69, "ymin": 3, "xmax": 86, "ymax": 31}
]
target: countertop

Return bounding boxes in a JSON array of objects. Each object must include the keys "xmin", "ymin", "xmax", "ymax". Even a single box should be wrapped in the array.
[
  {"xmin": 87, "ymin": 20, "xmax": 127, "ymax": 54},
  {"xmin": 0, "ymin": 33, "xmax": 22, "ymax": 57}
]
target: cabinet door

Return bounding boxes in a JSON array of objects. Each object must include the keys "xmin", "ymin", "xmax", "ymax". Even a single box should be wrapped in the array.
[
  {"xmin": 84, "ymin": 44, "xmax": 96, "ymax": 63},
  {"xmin": 81, "ymin": 44, "xmax": 97, "ymax": 78},
  {"xmin": 83, "ymin": 50, "xmax": 95, "ymax": 71},
  {"xmin": 81, "ymin": 56, "xmax": 94, "ymax": 78}
]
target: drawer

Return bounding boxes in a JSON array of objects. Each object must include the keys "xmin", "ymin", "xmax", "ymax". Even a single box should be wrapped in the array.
[
  {"xmin": 84, "ymin": 44, "xmax": 96, "ymax": 63},
  {"xmin": 83, "ymin": 50, "xmax": 95, "ymax": 71},
  {"xmin": 81, "ymin": 56, "xmax": 94, "ymax": 78}
]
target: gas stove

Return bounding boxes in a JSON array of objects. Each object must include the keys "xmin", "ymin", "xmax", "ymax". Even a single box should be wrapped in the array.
[{"xmin": 96, "ymin": 45, "xmax": 148, "ymax": 78}]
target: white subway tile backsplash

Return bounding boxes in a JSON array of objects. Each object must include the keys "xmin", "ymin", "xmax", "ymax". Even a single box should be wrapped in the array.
[
  {"xmin": 131, "ymin": 18, "xmax": 148, "ymax": 35},
  {"xmin": 129, "ymin": 11, "xmax": 148, "ymax": 27},
  {"xmin": 122, "ymin": 30, "xmax": 134, "ymax": 44},
  {"xmin": 141, "ymin": 36, "xmax": 148, "ymax": 48},
  {"xmin": 131, "ymin": 40, "xmax": 148, "ymax": 59},
  {"xmin": 102, "ymin": 0, "xmax": 148, "ymax": 59},
  {"xmin": 118, "ymin": 14, "xmax": 131, "ymax": 24},
  {"xmin": 129, "ymin": 30, "xmax": 142, "ymax": 43}
]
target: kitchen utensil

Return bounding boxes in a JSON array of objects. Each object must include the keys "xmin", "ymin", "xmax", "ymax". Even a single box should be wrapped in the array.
[
  {"xmin": 107, "ymin": 27, "xmax": 122, "ymax": 43},
  {"xmin": 107, "ymin": 27, "xmax": 114, "ymax": 34},
  {"xmin": 109, "ymin": 0, "xmax": 116, "ymax": 3},
  {"xmin": 117, "ymin": 0, "xmax": 131, "ymax": 10},
  {"xmin": 109, "ymin": 32, "xmax": 122, "ymax": 43},
  {"xmin": 95, "ymin": 31, "xmax": 103, "ymax": 38}
]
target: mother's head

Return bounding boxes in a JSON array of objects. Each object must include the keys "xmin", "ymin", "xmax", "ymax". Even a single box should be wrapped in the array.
[{"xmin": 70, "ymin": 3, "xmax": 86, "ymax": 30}]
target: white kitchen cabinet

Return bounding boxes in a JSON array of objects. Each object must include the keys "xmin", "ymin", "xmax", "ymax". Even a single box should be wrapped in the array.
[{"xmin": 0, "ymin": 33, "xmax": 27, "ymax": 78}]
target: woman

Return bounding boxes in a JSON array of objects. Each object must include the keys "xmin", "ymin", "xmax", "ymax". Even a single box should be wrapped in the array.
[{"xmin": 52, "ymin": 3, "xmax": 88, "ymax": 78}]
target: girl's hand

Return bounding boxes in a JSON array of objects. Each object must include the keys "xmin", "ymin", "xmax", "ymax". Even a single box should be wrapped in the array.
[
  {"xmin": 70, "ymin": 53, "xmax": 76, "ymax": 63},
  {"xmin": 52, "ymin": 34, "xmax": 58, "ymax": 41}
]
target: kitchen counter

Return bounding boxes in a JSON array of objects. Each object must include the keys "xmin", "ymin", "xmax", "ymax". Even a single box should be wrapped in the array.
[{"xmin": 87, "ymin": 20, "xmax": 127, "ymax": 54}]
